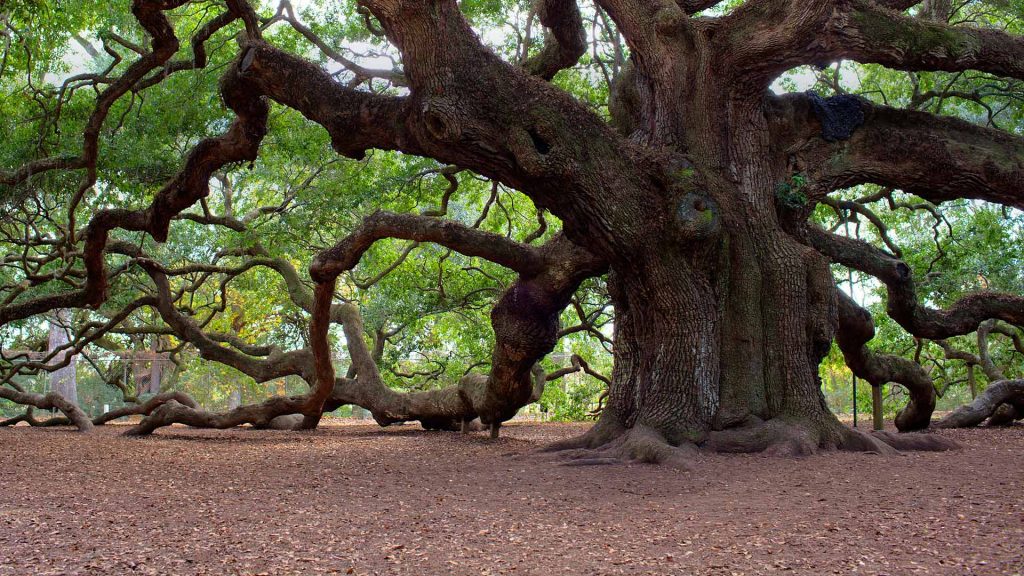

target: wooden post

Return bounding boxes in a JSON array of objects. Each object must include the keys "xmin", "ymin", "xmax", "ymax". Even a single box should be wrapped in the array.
[{"xmin": 872, "ymin": 383, "xmax": 884, "ymax": 431}]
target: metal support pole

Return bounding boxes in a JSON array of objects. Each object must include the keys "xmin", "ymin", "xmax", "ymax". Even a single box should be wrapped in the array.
[{"xmin": 852, "ymin": 375, "xmax": 858, "ymax": 428}]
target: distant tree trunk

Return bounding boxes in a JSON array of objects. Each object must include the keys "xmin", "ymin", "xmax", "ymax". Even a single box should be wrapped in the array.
[
  {"xmin": 228, "ymin": 386, "xmax": 242, "ymax": 410},
  {"xmin": 147, "ymin": 335, "xmax": 164, "ymax": 395},
  {"xmin": 132, "ymin": 337, "xmax": 149, "ymax": 397},
  {"xmin": 47, "ymin": 309, "xmax": 78, "ymax": 405}
]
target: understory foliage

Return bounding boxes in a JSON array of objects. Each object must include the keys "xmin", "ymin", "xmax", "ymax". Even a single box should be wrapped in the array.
[{"xmin": 0, "ymin": 0, "xmax": 1022, "ymax": 453}]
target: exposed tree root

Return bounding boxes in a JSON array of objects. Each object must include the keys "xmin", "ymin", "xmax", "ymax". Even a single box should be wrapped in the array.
[
  {"xmin": 835, "ymin": 426, "xmax": 898, "ymax": 455},
  {"xmin": 866, "ymin": 430, "xmax": 959, "ymax": 451},
  {"xmin": 540, "ymin": 421, "xmax": 699, "ymax": 469},
  {"xmin": 706, "ymin": 418, "xmax": 833, "ymax": 457},
  {"xmin": 542, "ymin": 415, "xmax": 959, "ymax": 467},
  {"xmin": 935, "ymin": 380, "xmax": 1024, "ymax": 428},
  {"xmin": 708, "ymin": 419, "xmax": 958, "ymax": 455}
]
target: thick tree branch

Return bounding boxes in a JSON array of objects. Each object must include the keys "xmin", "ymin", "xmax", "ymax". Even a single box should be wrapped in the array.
[
  {"xmin": 343, "ymin": 0, "xmax": 668, "ymax": 260},
  {"xmin": 139, "ymin": 262, "xmax": 313, "ymax": 383},
  {"xmin": 835, "ymin": 290, "xmax": 935, "ymax": 431},
  {"xmin": 311, "ymin": 224, "xmax": 605, "ymax": 433},
  {"xmin": 774, "ymin": 94, "xmax": 1024, "ymax": 209},
  {"xmin": 807, "ymin": 227, "xmax": 1024, "ymax": 339},
  {"xmin": 716, "ymin": 0, "xmax": 839, "ymax": 83},
  {"xmin": 125, "ymin": 395, "xmax": 309, "ymax": 435},
  {"xmin": 2, "ymin": 392, "xmax": 204, "ymax": 429},
  {"xmin": 935, "ymin": 379, "xmax": 1024, "ymax": 428},
  {"xmin": 523, "ymin": 0, "xmax": 587, "ymax": 80},
  {"xmin": 237, "ymin": 41, "xmax": 415, "ymax": 160},
  {"xmin": 311, "ymin": 210, "xmax": 548, "ymax": 281},
  {"xmin": 0, "ymin": 387, "xmax": 93, "ymax": 431},
  {"xmin": 835, "ymin": 1, "xmax": 1024, "ymax": 80},
  {"xmin": 877, "ymin": 0, "xmax": 925, "ymax": 10}
]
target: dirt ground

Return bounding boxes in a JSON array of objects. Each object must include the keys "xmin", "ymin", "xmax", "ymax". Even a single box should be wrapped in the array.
[{"xmin": 0, "ymin": 421, "xmax": 1021, "ymax": 576}]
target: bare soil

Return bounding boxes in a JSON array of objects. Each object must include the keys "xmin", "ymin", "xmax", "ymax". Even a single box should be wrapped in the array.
[{"xmin": 1, "ymin": 421, "xmax": 1021, "ymax": 575}]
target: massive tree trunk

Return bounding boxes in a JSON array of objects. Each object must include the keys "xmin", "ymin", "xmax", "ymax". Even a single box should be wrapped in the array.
[
  {"xmin": 559, "ymin": 151, "xmax": 856, "ymax": 459},
  {"xmin": 536, "ymin": 63, "xmax": 867, "ymax": 460}
]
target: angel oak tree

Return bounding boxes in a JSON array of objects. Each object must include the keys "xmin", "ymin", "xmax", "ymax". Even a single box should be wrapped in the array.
[
  {"xmin": 3, "ymin": 0, "xmax": 1023, "ymax": 462},
  {"xmin": 301, "ymin": 0, "xmax": 1024, "ymax": 461}
]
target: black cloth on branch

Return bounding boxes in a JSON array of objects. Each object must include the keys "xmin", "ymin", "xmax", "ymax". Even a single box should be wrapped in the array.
[{"xmin": 806, "ymin": 91, "xmax": 865, "ymax": 142}]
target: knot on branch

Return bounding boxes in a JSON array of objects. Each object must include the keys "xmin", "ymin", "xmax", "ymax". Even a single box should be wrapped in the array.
[
  {"xmin": 674, "ymin": 193, "xmax": 720, "ymax": 241},
  {"xmin": 491, "ymin": 282, "xmax": 561, "ymax": 363},
  {"xmin": 654, "ymin": 4, "xmax": 687, "ymax": 36},
  {"xmin": 895, "ymin": 260, "xmax": 912, "ymax": 280},
  {"xmin": 507, "ymin": 122, "xmax": 569, "ymax": 177},
  {"xmin": 421, "ymin": 98, "xmax": 463, "ymax": 142},
  {"xmin": 806, "ymin": 92, "xmax": 865, "ymax": 142}
]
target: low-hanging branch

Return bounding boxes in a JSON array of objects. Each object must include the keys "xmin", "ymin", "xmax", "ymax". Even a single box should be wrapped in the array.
[
  {"xmin": 935, "ymin": 380, "xmax": 1024, "ymax": 428},
  {"xmin": 310, "ymin": 214, "xmax": 606, "ymax": 436},
  {"xmin": 111, "ymin": 215, "xmax": 607, "ymax": 435},
  {"xmin": 834, "ymin": 290, "xmax": 935, "ymax": 431},
  {"xmin": 0, "ymin": 392, "xmax": 200, "ymax": 429},
  {"xmin": 311, "ymin": 210, "xmax": 550, "ymax": 280}
]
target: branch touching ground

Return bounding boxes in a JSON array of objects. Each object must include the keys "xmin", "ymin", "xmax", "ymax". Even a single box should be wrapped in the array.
[
  {"xmin": 0, "ymin": 391, "xmax": 200, "ymax": 429},
  {"xmin": 93, "ymin": 392, "xmax": 199, "ymax": 425},
  {"xmin": 834, "ymin": 291, "xmax": 936, "ymax": 431},
  {"xmin": 125, "ymin": 395, "xmax": 308, "ymax": 436},
  {"xmin": 0, "ymin": 386, "xmax": 93, "ymax": 432},
  {"xmin": 935, "ymin": 380, "xmax": 1024, "ymax": 428}
]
